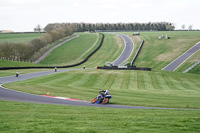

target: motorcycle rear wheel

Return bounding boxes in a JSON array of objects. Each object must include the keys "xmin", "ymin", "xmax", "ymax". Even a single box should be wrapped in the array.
[{"xmin": 102, "ymin": 98, "xmax": 109, "ymax": 104}]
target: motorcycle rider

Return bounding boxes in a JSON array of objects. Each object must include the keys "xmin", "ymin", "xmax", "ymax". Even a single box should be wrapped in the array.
[
  {"xmin": 99, "ymin": 90, "xmax": 110, "ymax": 96},
  {"xmin": 97, "ymin": 90, "xmax": 112, "ymax": 100}
]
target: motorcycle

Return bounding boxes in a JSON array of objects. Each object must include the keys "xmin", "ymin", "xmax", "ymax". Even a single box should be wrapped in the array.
[{"xmin": 91, "ymin": 93, "xmax": 112, "ymax": 104}]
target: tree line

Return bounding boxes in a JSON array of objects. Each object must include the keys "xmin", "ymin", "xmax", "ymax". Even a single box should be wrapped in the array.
[
  {"xmin": 44, "ymin": 22, "xmax": 175, "ymax": 32},
  {"xmin": 0, "ymin": 24, "xmax": 75, "ymax": 62}
]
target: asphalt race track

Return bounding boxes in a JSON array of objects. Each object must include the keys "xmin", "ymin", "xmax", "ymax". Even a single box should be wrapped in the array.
[
  {"xmin": 0, "ymin": 69, "xmax": 199, "ymax": 110},
  {"xmin": 162, "ymin": 42, "xmax": 200, "ymax": 71},
  {"xmin": 113, "ymin": 33, "xmax": 134, "ymax": 66}
]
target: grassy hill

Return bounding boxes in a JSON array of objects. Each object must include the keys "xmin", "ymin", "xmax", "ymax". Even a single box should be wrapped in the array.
[
  {"xmin": 123, "ymin": 31, "xmax": 200, "ymax": 72},
  {"xmin": 39, "ymin": 33, "xmax": 99, "ymax": 65},
  {"xmin": 0, "ymin": 33, "xmax": 43, "ymax": 44}
]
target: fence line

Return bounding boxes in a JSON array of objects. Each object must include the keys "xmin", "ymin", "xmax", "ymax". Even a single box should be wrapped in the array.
[{"xmin": 131, "ymin": 40, "xmax": 144, "ymax": 66}]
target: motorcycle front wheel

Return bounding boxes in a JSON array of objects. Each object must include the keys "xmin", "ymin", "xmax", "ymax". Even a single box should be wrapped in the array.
[{"xmin": 91, "ymin": 98, "xmax": 97, "ymax": 104}]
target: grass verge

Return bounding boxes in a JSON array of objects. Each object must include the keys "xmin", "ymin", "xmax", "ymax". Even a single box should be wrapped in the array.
[{"xmin": 0, "ymin": 100, "xmax": 199, "ymax": 133}]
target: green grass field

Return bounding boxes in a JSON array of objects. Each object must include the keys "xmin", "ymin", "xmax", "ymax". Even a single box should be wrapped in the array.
[
  {"xmin": 39, "ymin": 33, "xmax": 99, "ymax": 65},
  {"xmin": 0, "ymin": 33, "xmax": 43, "ymax": 44},
  {"xmin": 0, "ymin": 100, "xmax": 200, "ymax": 133}
]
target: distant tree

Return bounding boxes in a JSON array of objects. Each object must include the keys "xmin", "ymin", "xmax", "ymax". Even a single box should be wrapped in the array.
[
  {"xmin": 34, "ymin": 24, "xmax": 42, "ymax": 32},
  {"xmin": 188, "ymin": 25, "xmax": 193, "ymax": 31},
  {"xmin": 182, "ymin": 24, "xmax": 185, "ymax": 30},
  {"xmin": 166, "ymin": 23, "xmax": 175, "ymax": 31}
]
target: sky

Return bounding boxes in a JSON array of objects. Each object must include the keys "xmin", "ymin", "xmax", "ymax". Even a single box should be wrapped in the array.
[{"xmin": 1, "ymin": 0, "xmax": 200, "ymax": 32}]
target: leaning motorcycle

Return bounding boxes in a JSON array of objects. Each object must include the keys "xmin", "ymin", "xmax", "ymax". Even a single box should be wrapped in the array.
[{"xmin": 91, "ymin": 93, "xmax": 112, "ymax": 104}]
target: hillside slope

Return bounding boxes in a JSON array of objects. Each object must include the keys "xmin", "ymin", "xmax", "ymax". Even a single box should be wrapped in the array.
[
  {"xmin": 124, "ymin": 31, "xmax": 200, "ymax": 72},
  {"xmin": 39, "ymin": 33, "xmax": 99, "ymax": 65}
]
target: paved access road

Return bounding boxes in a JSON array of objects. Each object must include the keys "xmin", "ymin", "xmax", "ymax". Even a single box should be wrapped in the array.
[
  {"xmin": 113, "ymin": 33, "xmax": 134, "ymax": 66},
  {"xmin": 0, "ymin": 69, "xmax": 198, "ymax": 110},
  {"xmin": 163, "ymin": 42, "xmax": 200, "ymax": 71}
]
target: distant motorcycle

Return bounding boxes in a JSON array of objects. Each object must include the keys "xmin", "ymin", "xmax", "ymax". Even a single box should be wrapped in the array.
[{"xmin": 91, "ymin": 93, "xmax": 112, "ymax": 104}]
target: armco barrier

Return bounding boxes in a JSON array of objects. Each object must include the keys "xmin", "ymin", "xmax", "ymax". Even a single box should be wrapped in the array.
[
  {"xmin": 0, "ymin": 33, "xmax": 104, "ymax": 70},
  {"xmin": 131, "ymin": 40, "xmax": 144, "ymax": 66},
  {"xmin": 97, "ymin": 66, "xmax": 151, "ymax": 71}
]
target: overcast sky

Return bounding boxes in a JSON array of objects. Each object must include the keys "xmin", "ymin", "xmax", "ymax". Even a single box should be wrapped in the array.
[{"xmin": 1, "ymin": 0, "xmax": 200, "ymax": 32}]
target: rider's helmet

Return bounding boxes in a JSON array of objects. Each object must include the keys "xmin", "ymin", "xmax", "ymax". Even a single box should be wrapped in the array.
[{"xmin": 105, "ymin": 90, "xmax": 110, "ymax": 95}]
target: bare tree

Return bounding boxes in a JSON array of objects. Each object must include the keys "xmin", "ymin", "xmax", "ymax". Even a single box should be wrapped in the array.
[
  {"xmin": 34, "ymin": 24, "xmax": 42, "ymax": 32},
  {"xmin": 188, "ymin": 25, "xmax": 193, "ymax": 31},
  {"xmin": 182, "ymin": 24, "xmax": 185, "ymax": 30}
]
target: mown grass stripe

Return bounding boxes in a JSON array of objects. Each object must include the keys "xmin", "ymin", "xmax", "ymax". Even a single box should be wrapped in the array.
[
  {"xmin": 169, "ymin": 76, "xmax": 187, "ymax": 90},
  {"xmin": 137, "ymin": 72, "xmax": 145, "ymax": 89},
  {"xmin": 184, "ymin": 78, "xmax": 200, "ymax": 91},
  {"xmin": 128, "ymin": 71, "xmax": 138, "ymax": 90},
  {"xmin": 94, "ymin": 71, "xmax": 110, "ymax": 89},
  {"xmin": 119, "ymin": 71, "xmax": 129, "ymax": 90},
  {"xmin": 102, "ymin": 73, "xmax": 118, "ymax": 90},
  {"xmin": 177, "ymin": 77, "xmax": 197, "ymax": 91},
  {"xmin": 156, "ymin": 74, "xmax": 170, "ymax": 90},
  {"xmin": 110, "ymin": 72, "xmax": 123, "ymax": 90},
  {"xmin": 143, "ymin": 72, "xmax": 155, "ymax": 90},
  {"xmin": 150, "ymin": 72, "xmax": 161, "ymax": 90}
]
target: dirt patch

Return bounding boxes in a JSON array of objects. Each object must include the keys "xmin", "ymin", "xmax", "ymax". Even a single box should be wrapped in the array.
[
  {"xmin": 157, "ymin": 52, "xmax": 180, "ymax": 61},
  {"xmin": 115, "ymin": 35, "xmax": 124, "ymax": 48},
  {"xmin": 131, "ymin": 36, "xmax": 142, "ymax": 43},
  {"xmin": 106, "ymin": 71, "xmax": 120, "ymax": 74},
  {"xmin": 79, "ymin": 71, "xmax": 99, "ymax": 74}
]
